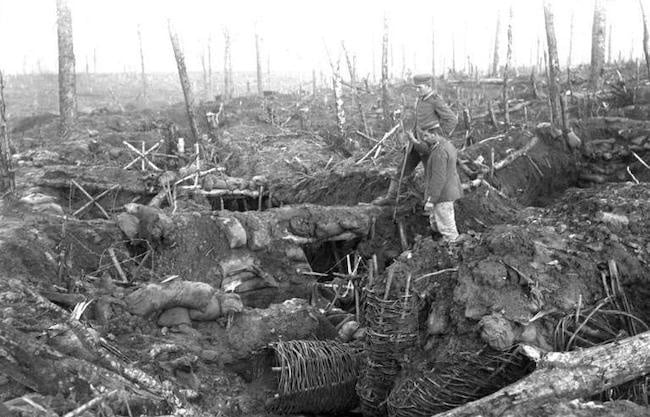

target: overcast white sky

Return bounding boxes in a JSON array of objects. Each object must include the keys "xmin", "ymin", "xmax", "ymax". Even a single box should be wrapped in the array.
[{"xmin": 0, "ymin": 0, "xmax": 646, "ymax": 77}]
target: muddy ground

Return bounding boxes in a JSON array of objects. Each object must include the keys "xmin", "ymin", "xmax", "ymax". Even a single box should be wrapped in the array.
[{"xmin": 1, "ymin": 66, "xmax": 650, "ymax": 417}]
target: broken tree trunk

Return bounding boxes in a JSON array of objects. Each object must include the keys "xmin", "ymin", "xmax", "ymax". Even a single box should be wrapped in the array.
[
  {"xmin": 543, "ymin": 0, "xmax": 561, "ymax": 127},
  {"xmin": 435, "ymin": 331, "xmax": 650, "ymax": 417},
  {"xmin": 381, "ymin": 14, "xmax": 391, "ymax": 130},
  {"xmin": 208, "ymin": 35, "xmax": 213, "ymax": 99},
  {"xmin": 255, "ymin": 29, "xmax": 263, "ymax": 95},
  {"xmin": 640, "ymin": 0, "xmax": 650, "ymax": 78},
  {"xmin": 590, "ymin": 0, "xmax": 607, "ymax": 90},
  {"xmin": 56, "ymin": 0, "xmax": 76, "ymax": 139},
  {"xmin": 0, "ymin": 72, "xmax": 14, "ymax": 194},
  {"xmin": 168, "ymin": 22, "xmax": 200, "ymax": 142},
  {"xmin": 137, "ymin": 25, "xmax": 147, "ymax": 104}
]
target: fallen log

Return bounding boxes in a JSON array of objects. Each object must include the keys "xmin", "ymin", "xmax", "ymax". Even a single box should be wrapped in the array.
[
  {"xmin": 434, "ymin": 331, "xmax": 650, "ymax": 417},
  {"xmin": 493, "ymin": 135, "xmax": 540, "ymax": 171},
  {"xmin": 0, "ymin": 323, "xmax": 165, "ymax": 415},
  {"xmin": 474, "ymin": 100, "xmax": 532, "ymax": 119},
  {"xmin": 447, "ymin": 78, "xmax": 530, "ymax": 86}
]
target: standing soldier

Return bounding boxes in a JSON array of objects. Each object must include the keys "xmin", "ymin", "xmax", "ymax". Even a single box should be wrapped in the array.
[{"xmin": 372, "ymin": 73, "xmax": 462, "ymax": 241}]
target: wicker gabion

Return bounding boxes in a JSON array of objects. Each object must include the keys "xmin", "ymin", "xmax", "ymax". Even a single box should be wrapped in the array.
[
  {"xmin": 386, "ymin": 349, "xmax": 533, "ymax": 417},
  {"xmin": 265, "ymin": 339, "xmax": 365, "ymax": 415},
  {"xmin": 356, "ymin": 288, "xmax": 419, "ymax": 417}
]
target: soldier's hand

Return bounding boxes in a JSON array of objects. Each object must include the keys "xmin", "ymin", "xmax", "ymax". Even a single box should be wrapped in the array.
[
  {"xmin": 424, "ymin": 199, "xmax": 434, "ymax": 213},
  {"xmin": 407, "ymin": 131, "xmax": 421, "ymax": 145}
]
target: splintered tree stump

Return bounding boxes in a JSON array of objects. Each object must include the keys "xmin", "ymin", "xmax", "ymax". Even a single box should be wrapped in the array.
[{"xmin": 436, "ymin": 331, "xmax": 650, "ymax": 417}]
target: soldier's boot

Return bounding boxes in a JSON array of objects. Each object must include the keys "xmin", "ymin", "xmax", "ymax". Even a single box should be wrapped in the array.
[{"xmin": 371, "ymin": 178, "xmax": 400, "ymax": 206}]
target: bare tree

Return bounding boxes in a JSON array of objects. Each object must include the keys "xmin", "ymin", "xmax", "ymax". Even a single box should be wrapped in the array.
[
  {"xmin": 332, "ymin": 60, "xmax": 346, "ymax": 138},
  {"xmin": 223, "ymin": 28, "xmax": 233, "ymax": 100},
  {"xmin": 401, "ymin": 44, "xmax": 406, "ymax": 80},
  {"xmin": 255, "ymin": 28, "xmax": 263, "ymax": 95},
  {"xmin": 568, "ymin": 11, "xmax": 575, "ymax": 69},
  {"xmin": 640, "ymin": 0, "xmax": 650, "ymax": 77},
  {"xmin": 381, "ymin": 14, "xmax": 391, "ymax": 130},
  {"xmin": 590, "ymin": 0, "xmax": 607, "ymax": 89},
  {"xmin": 503, "ymin": 7, "xmax": 513, "ymax": 129},
  {"xmin": 492, "ymin": 12, "xmax": 501, "ymax": 76},
  {"xmin": 543, "ymin": 0, "xmax": 561, "ymax": 126},
  {"xmin": 137, "ymin": 25, "xmax": 147, "ymax": 104},
  {"xmin": 452, "ymin": 34, "xmax": 456, "ymax": 73},
  {"xmin": 431, "ymin": 18, "xmax": 436, "ymax": 88},
  {"xmin": 266, "ymin": 55, "xmax": 270, "ymax": 90},
  {"xmin": 607, "ymin": 23, "xmax": 613, "ymax": 64},
  {"xmin": 56, "ymin": 0, "xmax": 76, "ymax": 138},
  {"xmin": 372, "ymin": 40, "xmax": 377, "ymax": 84},
  {"xmin": 341, "ymin": 41, "xmax": 356, "ymax": 84},
  {"xmin": 0, "ymin": 72, "xmax": 14, "ymax": 194},
  {"xmin": 201, "ymin": 53, "xmax": 208, "ymax": 101},
  {"xmin": 168, "ymin": 22, "xmax": 199, "ymax": 141},
  {"xmin": 207, "ymin": 35, "xmax": 213, "ymax": 99}
]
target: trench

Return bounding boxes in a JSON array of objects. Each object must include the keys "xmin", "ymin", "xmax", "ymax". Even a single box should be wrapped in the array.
[
  {"xmin": 242, "ymin": 126, "xmax": 650, "ymax": 416},
  {"xmin": 28, "ymin": 123, "xmax": 650, "ymax": 416}
]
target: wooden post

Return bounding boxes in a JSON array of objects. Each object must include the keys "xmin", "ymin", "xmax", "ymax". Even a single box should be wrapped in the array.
[
  {"xmin": 56, "ymin": 0, "xmax": 76, "ymax": 139},
  {"xmin": 590, "ymin": 0, "xmax": 607, "ymax": 89},
  {"xmin": 543, "ymin": 0, "xmax": 561, "ymax": 127},
  {"xmin": 168, "ymin": 21, "xmax": 200, "ymax": 142},
  {"xmin": 255, "ymin": 29, "xmax": 263, "ymax": 95},
  {"xmin": 381, "ymin": 14, "xmax": 391, "ymax": 130},
  {"xmin": 0, "ymin": 72, "xmax": 15, "ymax": 194},
  {"xmin": 137, "ymin": 25, "xmax": 147, "ymax": 104},
  {"xmin": 312, "ymin": 69, "xmax": 317, "ymax": 96},
  {"xmin": 640, "ymin": 0, "xmax": 650, "ymax": 78},
  {"xmin": 492, "ymin": 12, "xmax": 501, "ymax": 76},
  {"xmin": 502, "ymin": 7, "xmax": 512, "ymax": 130}
]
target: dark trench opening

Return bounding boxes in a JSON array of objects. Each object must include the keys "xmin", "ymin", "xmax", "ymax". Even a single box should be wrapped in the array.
[{"xmin": 207, "ymin": 195, "xmax": 272, "ymax": 211}]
